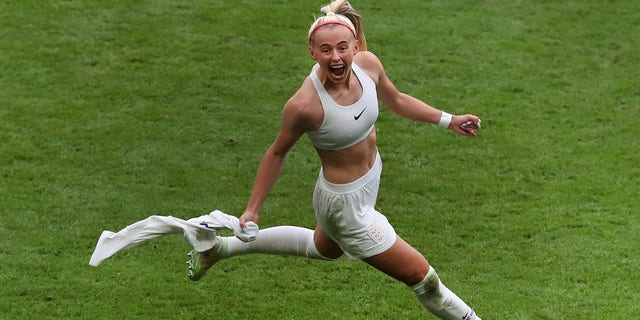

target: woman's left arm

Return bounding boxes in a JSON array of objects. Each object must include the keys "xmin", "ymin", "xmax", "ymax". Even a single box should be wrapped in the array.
[{"xmin": 356, "ymin": 51, "xmax": 481, "ymax": 136}]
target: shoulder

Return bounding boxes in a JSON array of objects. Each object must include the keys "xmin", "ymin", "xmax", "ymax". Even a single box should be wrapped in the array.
[
  {"xmin": 282, "ymin": 77, "xmax": 323, "ymax": 132},
  {"xmin": 354, "ymin": 50, "xmax": 382, "ymax": 66},
  {"xmin": 353, "ymin": 51, "xmax": 385, "ymax": 83}
]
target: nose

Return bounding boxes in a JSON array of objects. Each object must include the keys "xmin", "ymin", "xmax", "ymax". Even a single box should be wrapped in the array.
[{"xmin": 331, "ymin": 49, "xmax": 340, "ymax": 61}]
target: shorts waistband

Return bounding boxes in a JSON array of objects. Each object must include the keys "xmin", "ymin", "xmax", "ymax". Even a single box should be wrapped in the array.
[{"xmin": 318, "ymin": 151, "xmax": 381, "ymax": 194}]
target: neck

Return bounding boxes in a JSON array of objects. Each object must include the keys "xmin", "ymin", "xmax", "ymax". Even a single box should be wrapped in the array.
[{"xmin": 317, "ymin": 65, "xmax": 355, "ymax": 91}]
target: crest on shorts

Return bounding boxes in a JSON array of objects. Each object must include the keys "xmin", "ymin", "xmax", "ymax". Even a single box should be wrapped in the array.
[{"xmin": 367, "ymin": 223, "xmax": 385, "ymax": 243}]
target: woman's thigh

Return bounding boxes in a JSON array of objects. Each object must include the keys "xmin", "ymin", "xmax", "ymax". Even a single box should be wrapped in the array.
[{"xmin": 313, "ymin": 224, "xmax": 344, "ymax": 259}]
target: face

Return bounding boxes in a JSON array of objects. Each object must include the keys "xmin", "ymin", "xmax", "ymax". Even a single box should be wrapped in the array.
[{"xmin": 309, "ymin": 25, "xmax": 358, "ymax": 84}]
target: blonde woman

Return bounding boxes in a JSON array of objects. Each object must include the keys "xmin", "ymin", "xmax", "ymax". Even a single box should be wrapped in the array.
[{"xmin": 189, "ymin": 1, "xmax": 482, "ymax": 319}]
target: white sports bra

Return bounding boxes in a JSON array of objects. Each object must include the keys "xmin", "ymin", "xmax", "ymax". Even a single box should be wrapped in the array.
[{"xmin": 306, "ymin": 62, "xmax": 379, "ymax": 150}]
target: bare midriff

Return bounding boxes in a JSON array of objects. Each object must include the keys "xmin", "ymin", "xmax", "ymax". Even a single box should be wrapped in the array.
[{"xmin": 315, "ymin": 128, "xmax": 378, "ymax": 184}]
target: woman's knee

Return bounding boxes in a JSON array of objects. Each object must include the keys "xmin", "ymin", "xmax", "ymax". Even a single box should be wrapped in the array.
[
  {"xmin": 405, "ymin": 263, "xmax": 430, "ymax": 286},
  {"xmin": 365, "ymin": 237, "xmax": 430, "ymax": 285}
]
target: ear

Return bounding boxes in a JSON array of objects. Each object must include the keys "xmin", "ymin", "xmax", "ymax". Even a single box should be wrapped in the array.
[{"xmin": 309, "ymin": 44, "xmax": 317, "ymax": 61}]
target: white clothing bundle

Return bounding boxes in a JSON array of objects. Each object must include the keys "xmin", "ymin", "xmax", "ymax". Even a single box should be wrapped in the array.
[{"xmin": 89, "ymin": 210, "xmax": 258, "ymax": 267}]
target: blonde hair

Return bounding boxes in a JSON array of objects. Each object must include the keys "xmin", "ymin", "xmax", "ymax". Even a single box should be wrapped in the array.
[{"xmin": 308, "ymin": 0, "xmax": 367, "ymax": 51}]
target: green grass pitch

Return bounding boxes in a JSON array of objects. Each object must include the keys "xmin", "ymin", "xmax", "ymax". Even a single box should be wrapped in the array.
[{"xmin": 1, "ymin": 0, "xmax": 639, "ymax": 319}]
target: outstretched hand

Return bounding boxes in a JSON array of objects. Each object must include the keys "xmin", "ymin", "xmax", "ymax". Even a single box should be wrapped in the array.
[
  {"xmin": 239, "ymin": 211, "xmax": 260, "ymax": 230},
  {"xmin": 450, "ymin": 114, "xmax": 482, "ymax": 136}
]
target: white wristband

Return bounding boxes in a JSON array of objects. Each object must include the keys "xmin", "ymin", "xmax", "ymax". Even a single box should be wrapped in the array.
[{"xmin": 438, "ymin": 112, "xmax": 452, "ymax": 128}]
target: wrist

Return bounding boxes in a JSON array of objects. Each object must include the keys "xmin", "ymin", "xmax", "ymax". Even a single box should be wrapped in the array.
[{"xmin": 438, "ymin": 112, "xmax": 452, "ymax": 128}]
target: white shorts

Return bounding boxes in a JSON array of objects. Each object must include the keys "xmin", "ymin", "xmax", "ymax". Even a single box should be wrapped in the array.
[{"xmin": 312, "ymin": 151, "xmax": 397, "ymax": 259}]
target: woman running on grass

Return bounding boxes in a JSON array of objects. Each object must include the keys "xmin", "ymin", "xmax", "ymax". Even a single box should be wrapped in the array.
[{"xmin": 188, "ymin": 1, "xmax": 482, "ymax": 319}]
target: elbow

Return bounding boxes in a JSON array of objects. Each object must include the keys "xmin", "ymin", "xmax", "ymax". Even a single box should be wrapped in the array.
[
  {"xmin": 384, "ymin": 93, "xmax": 407, "ymax": 114},
  {"xmin": 266, "ymin": 144, "xmax": 289, "ymax": 162}
]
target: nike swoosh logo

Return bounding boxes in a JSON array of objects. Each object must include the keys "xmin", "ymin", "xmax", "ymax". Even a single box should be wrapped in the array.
[{"xmin": 354, "ymin": 108, "xmax": 366, "ymax": 120}]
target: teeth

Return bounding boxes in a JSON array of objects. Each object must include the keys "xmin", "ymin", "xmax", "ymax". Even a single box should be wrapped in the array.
[{"xmin": 331, "ymin": 65, "xmax": 345, "ymax": 69}]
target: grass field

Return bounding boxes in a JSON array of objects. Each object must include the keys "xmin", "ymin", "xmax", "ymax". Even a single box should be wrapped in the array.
[{"xmin": 1, "ymin": 0, "xmax": 639, "ymax": 319}]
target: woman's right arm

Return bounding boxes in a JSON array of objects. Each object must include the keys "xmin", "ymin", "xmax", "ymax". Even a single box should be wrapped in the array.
[{"xmin": 240, "ymin": 96, "xmax": 313, "ymax": 228}]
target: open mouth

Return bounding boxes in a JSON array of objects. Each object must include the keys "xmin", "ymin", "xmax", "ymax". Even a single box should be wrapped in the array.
[{"xmin": 330, "ymin": 64, "xmax": 346, "ymax": 77}]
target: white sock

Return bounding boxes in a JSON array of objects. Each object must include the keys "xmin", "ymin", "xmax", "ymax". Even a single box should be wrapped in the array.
[
  {"xmin": 216, "ymin": 226, "xmax": 331, "ymax": 260},
  {"xmin": 411, "ymin": 267, "xmax": 480, "ymax": 320}
]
